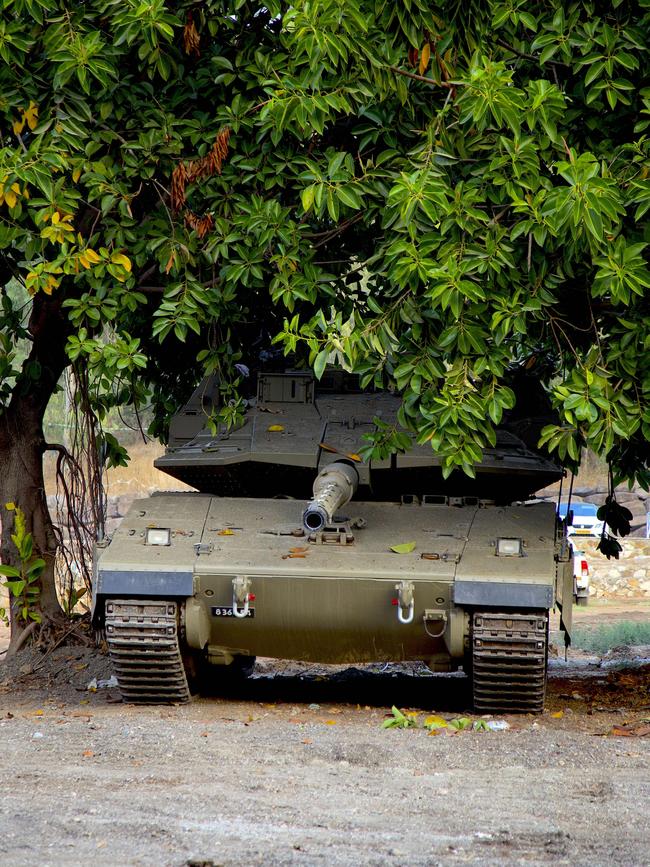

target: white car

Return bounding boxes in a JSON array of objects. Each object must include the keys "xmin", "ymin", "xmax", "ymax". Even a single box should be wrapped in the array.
[
  {"xmin": 572, "ymin": 546, "xmax": 590, "ymax": 606},
  {"xmin": 558, "ymin": 501, "xmax": 605, "ymax": 537}
]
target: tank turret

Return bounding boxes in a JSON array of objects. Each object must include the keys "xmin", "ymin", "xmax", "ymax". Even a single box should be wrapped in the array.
[{"xmin": 154, "ymin": 371, "xmax": 563, "ymax": 502}]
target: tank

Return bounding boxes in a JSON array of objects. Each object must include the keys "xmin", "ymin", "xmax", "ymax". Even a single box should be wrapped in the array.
[{"xmin": 93, "ymin": 371, "xmax": 575, "ymax": 713}]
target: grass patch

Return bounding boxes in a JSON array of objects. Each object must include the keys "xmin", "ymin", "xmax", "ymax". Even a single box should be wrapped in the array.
[{"xmin": 556, "ymin": 621, "xmax": 650, "ymax": 654}]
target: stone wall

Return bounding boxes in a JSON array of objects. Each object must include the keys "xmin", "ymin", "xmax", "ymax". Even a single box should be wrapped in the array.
[{"xmin": 573, "ymin": 538, "xmax": 650, "ymax": 599}]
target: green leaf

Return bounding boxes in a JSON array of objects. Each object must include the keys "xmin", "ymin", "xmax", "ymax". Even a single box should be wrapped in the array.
[
  {"xmin": 390, "ymin": 541, "xmax": 416, "ymax": 554},
  {"xmin": 313, "ymin": 349, "xmax": 328, "ymax": 380}
]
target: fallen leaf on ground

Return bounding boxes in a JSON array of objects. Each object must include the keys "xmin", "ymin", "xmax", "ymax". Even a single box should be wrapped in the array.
[
  {"xmin": 608, "ymin": 722, "xmax": 650, "ymax": 737},
  {"xmin": 425, "ymin": 714, "xmax": 448, "ymax": 729},
  {"xmin": 289, "ymin": 546, "xmax": 308, "ymax": 553},
  {"xmin": 218, "ymin": 528, "xmax": 234, "ymax": 536},
  {"xmin": 267, "ymin": 424, "xmax": 284, "ymax": 432},
  {"xmin": 325, "ymin": 720, "xmax": 338, "ymax": 725},
  {"xmin": 390, "ymin": 541, "xmax": 416, "ymax": 554},
  {"xmin": 551, "ymin": 710, "xmax": 564, "ymax": 719},
  {"xmin": 82, "ymin": 749, "xmax": 94, "ymax": 758},
  {"xmin": 302, "ymin": 738, "xmax": 313, "ymax": 745}
]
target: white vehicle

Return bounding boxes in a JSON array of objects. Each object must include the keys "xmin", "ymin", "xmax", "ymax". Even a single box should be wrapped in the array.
[
  {"xmin": 558, "ymin": 501, "xmax": 605, "ymax": 538},
  {"xmin": 572, "ymin": 546, "xmax": 590, "ymax": 606}
]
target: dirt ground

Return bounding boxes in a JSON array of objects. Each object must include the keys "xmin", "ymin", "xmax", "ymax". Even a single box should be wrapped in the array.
[{"xmin": 1, "ymin": 603, "xmax": 649, "ymax": 867}]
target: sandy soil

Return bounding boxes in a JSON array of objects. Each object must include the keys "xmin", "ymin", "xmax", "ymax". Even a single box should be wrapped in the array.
[{"xmin": 1, "ymin": 623, "xmax": 649, "ymax": 867}]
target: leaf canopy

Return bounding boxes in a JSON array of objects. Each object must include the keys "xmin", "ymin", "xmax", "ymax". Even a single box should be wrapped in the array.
[{"xmin": 1, "ymin": 0, "xmax": 649, "ymax": 485}]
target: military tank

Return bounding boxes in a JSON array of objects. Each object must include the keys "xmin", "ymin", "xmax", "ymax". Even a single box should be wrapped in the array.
[{"xmin": 93, "ymin": 370, "xmax": 575, "ymax": 712}]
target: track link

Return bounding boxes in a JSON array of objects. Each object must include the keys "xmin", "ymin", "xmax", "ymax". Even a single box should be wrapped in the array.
[
  {"xmin": 472, "ymin": 610, "xmax": 548, "ymax": 713},
  {"xmin": 105, "ymin": 599, "xmax": 191, "ymax": 704}
]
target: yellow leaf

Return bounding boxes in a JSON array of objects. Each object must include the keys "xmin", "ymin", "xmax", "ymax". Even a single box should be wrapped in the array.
[
  {"xmin": 425, "ymin": 715, "xmax": 448, "ymax": 728},
  {"xmin": 390, "ymin": 541, "xmax": 416, "ymax": 554},
  {"xmin": 24, "ymin": 101, "xmax": 39, "ymax": 131},
  {"xmin": 325, "ymin": 720, "xmax": 337, "ymax": 725},
  {"xmin": 5, "ymin": 502, "xmax": 16, "ymax": 510},
  {"xmin": 217, "ymin": 528, "xmax": 234, "ymax": 536},
  {"xmin": 51, "ymin": 211, "xmax": 60, "ymax": 225},
  {"xmin": 551, "ymin": 710, "xmax": 564, "ymax": 719},
  {"xmin": 12, "ymin": 118, "xmax": 25, "ymax": 136},
  {"xmin": 4, "ymin": 190, "xmax": 17, "ymax": 208},
  {"xmin": 111, "ymin": 252, "xmax": 132, "ymax": 271},
  {"xmin": 72, "ymin": 168, "xmax": 82, "ymax": 183},
  {"xmin": 84, "ymin": 248, "xmax": 101, "ymax": 264},
  {"xmin": 267, "ymin": 424, "xmax": 284, "ymax": 432},
  {"xmin": 419, "ymin": 42, "xmax": 431, "ymax": 76},
  {"xmin": 78, "ymin": 253, "xmax": 90, "ymax": 269},
  {"xmin": 43, "ymin": 275, "xmax": 59, "ymax": 295},
  {"xmin": 345, "ymin": 452, "xmax": 362, "ymax": 462}
]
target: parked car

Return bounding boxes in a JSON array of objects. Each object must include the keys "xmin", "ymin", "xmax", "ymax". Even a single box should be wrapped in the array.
[
  {"xmin": 558, "ymin": 501, "xmax": 605, "ymax": 537},
  {"xmin": 572, "ymin": 545, "xmax": 590, "ymax": 606}
]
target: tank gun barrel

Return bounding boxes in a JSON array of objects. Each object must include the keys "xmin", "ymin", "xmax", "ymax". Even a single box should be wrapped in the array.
[{"xmin": 303, "ymin": 461, "xmax": 359, "ymax": 532}]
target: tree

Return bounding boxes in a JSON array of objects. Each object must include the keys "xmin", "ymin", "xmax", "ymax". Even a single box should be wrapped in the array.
[{"xmin": 1, "ymin": 0, "xmax": 649, "ymax": 640}]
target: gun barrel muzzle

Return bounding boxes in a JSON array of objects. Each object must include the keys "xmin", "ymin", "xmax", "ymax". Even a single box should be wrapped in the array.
[{"xmin": 303, "ymin": 461, "xmax": 359, "ymax": 532}]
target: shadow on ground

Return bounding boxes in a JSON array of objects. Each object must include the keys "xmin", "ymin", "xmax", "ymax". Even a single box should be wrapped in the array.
[{"xmin": 199, "ymin": 663, "xmax": 474, "ymax": 712}]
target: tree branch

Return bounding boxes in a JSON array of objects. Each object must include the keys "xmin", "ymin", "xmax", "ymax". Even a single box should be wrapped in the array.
[{"xmin": 388, "ymin": 66, "xmax": 455, "ymax": 89}]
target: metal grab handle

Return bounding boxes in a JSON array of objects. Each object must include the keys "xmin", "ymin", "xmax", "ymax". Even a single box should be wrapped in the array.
[
  {"xmin": 232, "ymin": 595, "xmax": 250, "ymax": 618},
  {"xmin": 397, "ymin": 601, "xmax": 414, "ymax": 625}
]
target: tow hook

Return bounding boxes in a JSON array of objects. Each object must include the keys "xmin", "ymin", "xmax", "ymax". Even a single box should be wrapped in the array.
[
  {"xmin": 232, "ymin": 575, "xmax": 252, "ymax": 618},
  {"xmin": 395, "ymin": 580, "xmax": 415, "ymax": 625}
]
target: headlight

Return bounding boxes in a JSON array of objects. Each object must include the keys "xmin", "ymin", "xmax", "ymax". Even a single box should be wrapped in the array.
[
  {"xmin": 496, "ymin": 537, "xmax": 523, "ymax": 557},
  {"xmin": 145, "ymin": 527, "xmax": 171, "ymax": 546}
]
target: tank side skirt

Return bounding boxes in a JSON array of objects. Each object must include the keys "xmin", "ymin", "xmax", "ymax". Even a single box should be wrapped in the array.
[{"xmin": 453, "ymin": 581, "xmax": 553, "ymax": 608}]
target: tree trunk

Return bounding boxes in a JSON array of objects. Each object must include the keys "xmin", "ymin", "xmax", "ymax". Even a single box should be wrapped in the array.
[
  {"xmin": 0, "ymin": 424, "xmax": 62, "ymax": 652},
  {"xmin": 0, "ymin": 292, "xmax": 73, "ymax": 651}
]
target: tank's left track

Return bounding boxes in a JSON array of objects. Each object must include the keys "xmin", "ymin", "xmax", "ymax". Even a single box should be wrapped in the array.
[{"xmin": 105, "ymin": 599, "xmax": 191, "ymax": 704}]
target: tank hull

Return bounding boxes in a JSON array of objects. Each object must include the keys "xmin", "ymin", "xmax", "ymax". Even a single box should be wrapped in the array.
[{"xmin": 94, "ymin": 493, "xmax": 573, "ymax": 710}]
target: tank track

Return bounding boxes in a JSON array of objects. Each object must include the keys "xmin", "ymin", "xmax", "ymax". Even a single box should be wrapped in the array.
[
  {"xmin": 471, "ymin": 611, "xmax": 548, "ymax": 713},
  {"xmin": 105, "ymin": 599, "xmax": 191, "ymax": 704}
]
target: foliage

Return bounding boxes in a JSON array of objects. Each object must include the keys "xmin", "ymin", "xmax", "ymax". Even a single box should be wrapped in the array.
[
  {"xmin": 0, "ymin": 0, "xmax": 649, "ymax": 504},
  {"xmin": 561, "ymin": 620, "xmax": 650, "ymax": 654},
  {"xmin": 382, "ymin": 709, "xmax": 492, "ymax": 731},
  {"xmin": 0, "ymin": 504, "xmax": 43, "ymax": 624},
  {"xmin": 382, "ymin": 705, "xmax": 419, "ymax": 729}
]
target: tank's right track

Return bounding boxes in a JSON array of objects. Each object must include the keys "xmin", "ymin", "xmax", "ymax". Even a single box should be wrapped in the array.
[
  {"xmin": 105, "ymin": 599, "xmax": 191, "ymax": 704},
  {"xmin": 472, "ymin": 611, "xmax": 548, "ymax": 713}
]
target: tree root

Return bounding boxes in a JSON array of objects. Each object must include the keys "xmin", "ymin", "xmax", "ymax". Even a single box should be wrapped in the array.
[{"xmin": 5, "ymin": 621, "xmax": 38, "ymax": 658}]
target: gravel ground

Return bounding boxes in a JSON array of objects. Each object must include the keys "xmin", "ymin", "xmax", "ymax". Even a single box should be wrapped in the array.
[{"xmin": 1, "ymin": 643, "xmax": 649, "ymax": 867}]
